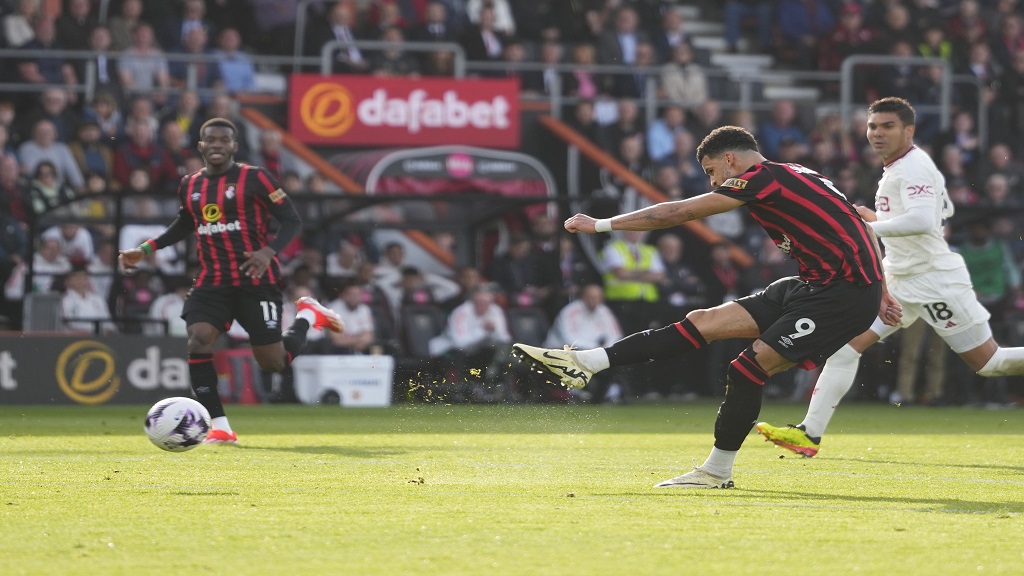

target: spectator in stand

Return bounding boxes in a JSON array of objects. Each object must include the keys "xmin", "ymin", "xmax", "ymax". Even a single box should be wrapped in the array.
[
  {"xmin": 0, "ymin": 156, "xmax": 31, "ymax": 224},
  {"xmin": 42, "ymin": 223, "xmax": 94, "ymax": 265},
  {"xmin": 544, "ymin": 283, "xmax": 623, "ymax": 402},
  {"xmin": 0, "ymin": 124, "xmax": 15, "ymax": 160},
  {"xmin": 650, "ymin": 6, "xmax": 691, "ymax": 64},
  {"xmin": 646, "ymin": 104, "xmax": 688, "ymax": 165},
  {"xmin": 433, "ymin": 0, "xmax": 470, "ymax": 34},
  {"xmin": 600, "ymin": 98, "xmax": 643, "ymax": 156},
  {"xmin": 932, "ymin": 110, "xmax": 982, "ymax": 175},
  {"xmin": 671, "ymin": 131, "xmax": 711, "ymax": 197},
  {"xmin": 155, "ymin": 121, "xmax": 195, "ymax": 195},
  {"xmin": 250, "ymin": 129, "xmax": 288, "ymax": 179},
  {"xmin": 169, "ymin": 27, "xmax": 222, "ymax": 94},
  {"xmin": 439, "ymin": 265, "xmax": 484, "ymax": 312},
  {"xmin": 467, "ymin": 0, "xmax": 515, "ymax": 36},
  {"xmin": 598, "ymin": 6, "xmax": 648, "ymax": 66},
  {"xmin": 723, "ymin": 0, "xmax": 774, "ymax": 53},
  {"xmin": 659, "ymin": 43, "xmax": 708, "ymax": 109},
  {"xmin": 489, "ymin": 233, "xmax": 556, "ymax": 310},
  {"xmin": 0, "ymin": 208, "xmax": 28, "ymax": 300},
  {"xmin": 610, "ymin": 41, "xmax": 657, "ymax": 99},
  {"xmin": 819, "ymin": 3, "xmax": 875, "ymax": 72},
  {"xmin": 774, "ymin": 0, "xmax": 834, "ymax": 69},
  {"xmin": 112, "ymin": 120, "xmax": 163, "ymax": 193},
  {"xmin": 367, "ymin": 0, "xmax": 426, "ymax": 32},
  {"xmin": 161, "ymin": 0, "xmax": 214, "ymax": 52},
  {"xmin": 461, "ymin": 5, "xmax": 507, "ymax": 70},
  {"xmin": 17, "ymin": 17, "xmax": 78, "ymax": 96},
  {"xmin": 980, "ymin": 173, "xmax": 1021, "ymax": 209},
  {"xmin": 160, "ymin": 90, "xmax": 202, "ymax": 149},
  {"xmin": 428, "ymin": 284, "xmax": 512, "ymax": 399},
  {"xmin": 985, "ymin": 142, "xmax": 1024, "ymax": 192},
  {"xmin": 653, "ymin": 164, "xmax": 683, "ymax": 199},
  {"xmin": 958, "ymin": 41, "xmax": 1000, "ymax": 122},
  {"xmin": 62, "ymin": 264, "xmax": 117, "ymax": 334},
  {"xmin": 83, "ymin": 92, "xmax": 124, "ymax": 146},
  {"xmin": 32, "ymin": 237, "xmax": 71, "ymax": 292},
  {"xmin": 413, "ymin": 2, "xmax": 458, "ymax": 42},
  {"xmin": 205, "ymin": 0, "xmax": 257, "ymax": 48},
  {"xmin": 326, "ymin": 282, "xmax": 376, "ymax": 354},
  {"xmin": 3, "ymin": 0, "xmax": 38, "ymax": 47},
  {"xmin": 874, "ymin": 3, "xmax": 914, "ymax": 55},
  {"xmin": 991, "ymin": 14, "xmax": 1024, "ymax": 70},
  {"xmin": 326, "ymin": 239, "xmax": 364, "ymax": 280},
  {"xmin": 565, "ymin": 43, "xmax": 601, "ymax": 100},
  {"xmin": 918, "ymin": 22, "xmax": 954, "ymax": 62},
  {"xmin": 947, "ymin": 0, "xmax": 987, "ymax": 47},
  {"xmin": 213, "ymin": 27, "xmax": 256, "ymax": 94},
  {"xmin": 109, "ymin": 0, "xmax": 146, "ymax": 51},
  {"xmin": 79, "ymin": 27, "xmax": 124, "ymax": 106},
  {"xmin": 600, "ymin": 229, "xmax": 664, "ymax": 335},
  {"xmin": 369, "ymin": 27, "xmax": 421, "ymax": 77},
  {"xmin": 145, "ymin": 275, "xmax": 191, "ymax": 336},
  {"xmin": 56, "ymin": 0, "xmax": 97, "ymax": 51},
  {"xmin": 19, "ymin": 89, "xmax": 78, "ymax": 145},
  {"xmin": 124, "ymin": 96, "xmax": 160, "ymax": 141},
  {"xmin": 758, "ymin": 99, "xmax": 810, "ymax": 160},
  {"xmin": 18, "ymin": 120, "xmax": 85, "ymax": 194},
  {"xmin": 809, "ymin": 112, "xmax": 857, "ymax": 171},
  {"xmin": 70, "ymin": 120, "xmax": 113, "ymax": 182},
  {"xmin": 609, "ymin": 133, "xmax": 652, "ymax": 199},
  {"xmin": 423, "ymin": 47, "xmax": 456, "ymax": 76},
  {"xmin": 363, "ymin": 0, "xmax": 405, "ymax": 38},
  {"xmin": 307, "ymin": 1, "xmax": 369, "ymax": 74},
  {"xmin": 27, "ymin": 160, "xmax": 76, "ymax": 215},
  {"xmin": 119, "ymin": 23, "xmax": 171, "ymax": 106},
  {"xmin": 498, "ymin": 39, "xmax": 529, "ymax": 86},
  {"xmin": 687, "ymin": 100, "xmax": 722, "ymax": 143},
  {"xmin": 86, "ymin": 240, "xmax": 116, "ymax": 301},
  {"xmin": 519, "ymin": 41, "xmax": 562, "ymax": 95}
]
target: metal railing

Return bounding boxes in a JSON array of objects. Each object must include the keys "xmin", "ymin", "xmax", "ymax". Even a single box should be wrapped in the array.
[{"xmin": 319, "ymin": 39, "xmax": 466, "ymax": 77}]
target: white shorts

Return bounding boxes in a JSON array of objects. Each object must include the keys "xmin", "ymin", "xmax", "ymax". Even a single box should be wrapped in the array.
[{"xmin": 870, "ymin": 266, "xmax": 992, "ymax": 353}]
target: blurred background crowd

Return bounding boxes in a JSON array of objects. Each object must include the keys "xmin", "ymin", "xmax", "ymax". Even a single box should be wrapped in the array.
[{"xmin": 1, "ymin": 0, "xmax": 1023, "ymax": 407}]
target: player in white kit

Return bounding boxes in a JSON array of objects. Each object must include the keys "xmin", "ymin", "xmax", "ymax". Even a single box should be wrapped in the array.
[{"xmin": 756, "ymin": 97, "xmax": 1024, "ymax": 456}]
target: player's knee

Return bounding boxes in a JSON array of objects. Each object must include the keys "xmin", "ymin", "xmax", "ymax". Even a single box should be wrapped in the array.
[{"xmin": 186, "ymin": 331, "xmax": 217, "ymax": 354}]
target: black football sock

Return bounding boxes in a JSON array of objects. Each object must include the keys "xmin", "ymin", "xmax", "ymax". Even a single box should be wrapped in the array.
[
  {"xmin": 713, "ymin": 348, "xmax": 768, "ymax": 451},
  {"xmin": 605, "ymin": 318, "xmax": 707, "ymax": 367},
  {"xmin": 282, "ymin": 319, "xmax": 310, "ymax": 366},
  {"xmin": 188, "ymin": 353, "xmax": 224, "ymax": 419}
]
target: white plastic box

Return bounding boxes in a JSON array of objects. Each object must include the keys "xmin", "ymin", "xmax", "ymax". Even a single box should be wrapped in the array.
[{"xmin": 291, "ymin": 355, "xmax": 395, "ymax": 407}]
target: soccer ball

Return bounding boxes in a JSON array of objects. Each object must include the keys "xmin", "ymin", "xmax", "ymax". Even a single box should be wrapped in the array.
[{"xmin": 144, "ymin": 397, "xmax": 211, "ymax": 452}]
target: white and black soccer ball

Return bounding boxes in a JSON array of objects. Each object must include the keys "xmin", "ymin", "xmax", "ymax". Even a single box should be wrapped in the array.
[{"xmin": 144, "ymin": 397, "xmax": 212, "ymax": 452}]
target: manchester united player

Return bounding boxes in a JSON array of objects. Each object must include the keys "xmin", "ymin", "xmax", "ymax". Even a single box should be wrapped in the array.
[
  {"xmin": 119, "ymin": 118, "xmax": 343, "ymax": 444},
  {"xmin": 513, "ymin": 125, "xmax": 901, "ymax": 488},
  {"xmin": 757, "ymin": 97, "xmax": 1024, "ymax": 456}
]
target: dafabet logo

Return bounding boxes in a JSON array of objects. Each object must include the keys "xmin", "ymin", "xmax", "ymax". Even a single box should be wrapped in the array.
[{"xmin": 299, "ymin": 81, "xmax": 356, "ymax": 137}]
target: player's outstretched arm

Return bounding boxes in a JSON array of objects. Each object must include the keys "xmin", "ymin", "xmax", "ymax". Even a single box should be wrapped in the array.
[
  {"xmin": 118, "ymin": 248, "xmax": 145, "ymax": 273},
  {"xmin": 565, "ymin": 193, "xmax": 745, "ymax": 234}
]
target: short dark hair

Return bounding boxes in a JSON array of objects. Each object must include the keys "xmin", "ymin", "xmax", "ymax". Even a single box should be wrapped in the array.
[
  {"xmin": 199, "ymin": 117, "xmax": 237, "ymax": 138},
  {"xmin": 695, "ymin": 126, "xmax": 760, "ymax": 163},
  {"xmin": 868, "ymin": 97, "xmax": 916, "ymax": 126}
]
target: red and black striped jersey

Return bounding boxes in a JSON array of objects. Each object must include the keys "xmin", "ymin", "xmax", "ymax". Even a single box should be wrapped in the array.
[
  {"xmin": 166, "ymin": 163, "xmax": 300, "ymax": 288},
  {"xmin": 713, "ymin": 161, "xmax": 884, "ymax": 286}
]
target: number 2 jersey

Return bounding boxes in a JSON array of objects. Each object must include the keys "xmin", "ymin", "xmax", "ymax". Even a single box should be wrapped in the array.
[
  {"xmin": 713, "ymin": 161, "xmax": 884, "ymax": 286},
  {"xmin": 151, "ymin": 163, "xmax": 302, "ymax": 288},
  {"xmin": 871, "ymin": 146, "xmax": 961, "ymax": 277}
]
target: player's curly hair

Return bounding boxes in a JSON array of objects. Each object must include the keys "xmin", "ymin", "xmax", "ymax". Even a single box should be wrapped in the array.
[
  {"xmin": 199, "ymin": 117, "xmax": 238, "ymax": 138},
  {"xmin": 696, "ymin": 126, "xmax": 760, "ymax": 163},
  {"xmin": 868, "ymin": 97, "xmax": 916, "ymax": 126}
]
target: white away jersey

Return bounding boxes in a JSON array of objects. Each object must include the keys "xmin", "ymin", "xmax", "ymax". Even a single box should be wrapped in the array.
[{"xmin": 874, "ymin": 146, "xmax": 962, "ymax": 276}]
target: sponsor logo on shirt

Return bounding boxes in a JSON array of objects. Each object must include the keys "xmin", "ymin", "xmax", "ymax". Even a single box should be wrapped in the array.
[
  {"xmin": 197, "ymin": 220, "xmax": 242, "ymax": 236},
  {"xmin": 907, "ymin": 184, "xmax": 934, "ymax": 197},
  {"xmin": 268, "ymin": 188, "xmax": 287, "ymax": 204},
  {"xmin": 722, "ymin": 178, "xmax": 748, "ymax": 189},
  {"xmin": 202, "ymin": 204, "xmax": 223, "ymax": 222},
  {"xmin": 876, "ymin": 196, "xmax": 890, "ymax": 212}
]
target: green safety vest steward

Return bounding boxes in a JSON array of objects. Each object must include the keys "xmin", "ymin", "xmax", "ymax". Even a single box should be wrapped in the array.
[{"xmin": 603, "ymin": 240, "xmax": 660, "ymax": 302}]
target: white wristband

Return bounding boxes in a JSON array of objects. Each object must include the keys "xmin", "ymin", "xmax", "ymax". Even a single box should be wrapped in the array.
[{"xmin": 595, "ymin": 218, "xmax": 613, "ymax": 233}]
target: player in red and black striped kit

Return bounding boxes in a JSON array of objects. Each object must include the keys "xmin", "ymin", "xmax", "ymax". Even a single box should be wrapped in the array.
[
  {"xmin": 513, "ymin": 126, "xmax": 903, "ymax": 488},
  {"xmin": 119, "ymin": 118, "xmax": 343, "ymax": 444}
]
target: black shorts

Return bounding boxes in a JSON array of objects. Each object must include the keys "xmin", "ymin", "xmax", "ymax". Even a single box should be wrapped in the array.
[
  {"xmin": 181, "ymin": 285, "xmax": 284, "ymax": 346},
  {"xmin": 736, "ymin": 276, "xmax": 881, "ymax": 369}
]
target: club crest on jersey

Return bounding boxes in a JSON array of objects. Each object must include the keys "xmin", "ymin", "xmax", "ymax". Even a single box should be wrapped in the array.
[
  {"xmin": 202, "ymin": 204, "xmax": 223, "ymax": 222},
  {"xmin": 225, "ymin": 185, "xmax": 236, "ymax": 199},
  {"xmin": 776, "ymin": 234, "xmax": 792, "ymax": 254},
  {"xmin": 268, "ymin": 188, "xmax": 287, "ymax": 204},
  {"xmin": 722, "ymin": 178, "xmax": 748, "ymax": 189}
]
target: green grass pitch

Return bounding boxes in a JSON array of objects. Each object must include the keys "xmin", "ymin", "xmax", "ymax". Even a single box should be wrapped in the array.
[{"xmin": 1, "ymin": 402, "xmax": 1022, "ymax": 575}]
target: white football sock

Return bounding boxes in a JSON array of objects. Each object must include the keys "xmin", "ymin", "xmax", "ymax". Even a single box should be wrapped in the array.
[
  {"xmin": 572, "ymin": 348, "xmax": 610, "ymax": 372},
  {"xmin": 977, "ymin": 346, "xmax": 1024, "ymax": 377},
  {"xmin": 801, "ymin": 344, "xmax": 860, "ymax": 439},
  {"xmin": 212, "ymin": 416, "xmax": 233, "ymax": 433},
  {"xmin": 701, "ymin": 447, "xmax": 737, "ymax": 478}
]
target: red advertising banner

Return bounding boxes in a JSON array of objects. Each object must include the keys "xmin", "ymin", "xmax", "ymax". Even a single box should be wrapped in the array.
[{"xmin": 288, "ymin": 74, "xmax": 520, "ymax": 148}]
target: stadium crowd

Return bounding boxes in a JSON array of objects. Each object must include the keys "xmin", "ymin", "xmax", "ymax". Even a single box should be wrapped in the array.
[{"xmin": 0, "ymin": 0, "xmax": 1022, "ymax": 406}]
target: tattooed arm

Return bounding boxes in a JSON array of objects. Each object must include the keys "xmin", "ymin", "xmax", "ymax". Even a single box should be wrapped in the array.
[{"xmin": 563, "ymin": 193, "xmax": 746, "ymax": 234}]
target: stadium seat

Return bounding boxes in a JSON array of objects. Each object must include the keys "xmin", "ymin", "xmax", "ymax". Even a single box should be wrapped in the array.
[
  {"xmin": 507, "ymin": 307, "xmax": 549, "ymax": 346},
  {"xmin": 23, "ymin": 292, "xmax": 64, "ymax": 332}
]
